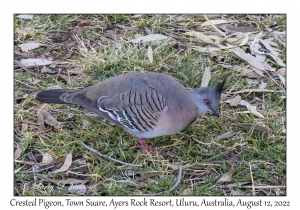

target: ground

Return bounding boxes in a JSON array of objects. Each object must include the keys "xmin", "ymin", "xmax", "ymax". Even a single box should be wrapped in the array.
[{"xmin": 14, "ymin": 14, "xmax": 286, "ymax": 196}]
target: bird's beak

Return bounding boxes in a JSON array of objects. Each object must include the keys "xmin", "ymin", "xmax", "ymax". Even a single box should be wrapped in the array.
[{"xmin": 211, "ymin": 109, "xmax": 219, "ymax": 117}]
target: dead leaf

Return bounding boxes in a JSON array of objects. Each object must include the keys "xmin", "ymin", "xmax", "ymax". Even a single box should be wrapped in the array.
[
  {"xmin": 20, "ymin": 59, "xmax": 52, "ymax": 67},
  {"xmin": 224, "ymin": 99, "xmax": 264, "ymax": 118},
  {"xmin": 78, "ymin": 19, "xmax": 92, "ymax": 27},
  {"xmin": 47, "ymin": 30, "xmax": 71, "ymax": 42},
  {"xmin": 82, "ymin": 119, "xmax": 91, "ymax": 129},
  {"xmin": 41, "ymin": 153, "xmax": 54, "ymax": 165},
  {"xmin": 129, "ymin": 34, "xmax": 168, "ymax": 44},
  {"xmin": 28, "ymin": 78, "xmax": 40, "ymax": 85},
  {"xmin": 266, "ymin": 53, "xmax": 286, "ymax": 67},
  {"xmin": 259, "ymin": 81, "xmax": 267, "ymax": 89},
  {"xmin": 216, "ymin": 131, "xmax": 240, "ymax": 141},
  {"xmin": 216, "ymin": 169, "xmax": 233, "ymax": 183},
  {"xmin": 147, "ymin": 46, "xmax": 153, "ymax": 63},
  {"xmin": 53, "ymin": 150, "xmax": 73, "ymax": 173},
  {"xmin": 246, "ymin": 78, "xmax": 259, "ymax": 85},
  {"xmin": 21, "ymin": 123, "xmax": 28, "ymax": 132},
  {"xmin": 232, "ymin": 48, "xmax": 265, "ymax": 71},
  {"xmin": 19, "ymin": 42, "xmax": 40, "ymax": 52},
  {"xmin": 137, "ymin": 172, "xmax": 163, "ymax": 182},
  {"xmin": 17, "ymin": 14, "xmax": 33, "ymax": 20},
  {"xmin": 201, "ymin": 68, "xmax": 211, "ymax": 87},
  {"xmin": 201, "ymin": 19, "xmax": 230, "ymax": 27},
  {"xmin": 166, "ymin": 164, "xmax": 180, "ymax": 170},
  {"xmin": 229, "ymin": 95, "xmax": 241, "ymax": 107},
  {"xmin": 14, "ymin": 144, "xmax": 23, "ymax": 160},
  {"xmin": 184, "ymin": 31, "xmax": 214, "ymax": 44},
  {"xmin": 42, "ymin": 110, "xmax": 59, "ymax": 127},
  {"xmin": 21, "ymin": 119, "xmax": 39, "ymax": 126},
  {"xmin": 278, "ymin": 74, "xmax": 286, "ymax": 86},
  {"xmin": 37, "ymin": 112, "xmax": 45, "ymax": 127},
  {"xmin": 273, "ymin": 68, "xmax": 286, "ymax": 77},
  {"xmin": 41, "ymin": 66, "xmax": 57, "ymax": 74},
  {"xmin": 106, "ymin": 30, "xmax": 119, "ymax": 38},
  {"xmin": 224, "ymin": 25, "xmax": 255, "ymax": 33}
]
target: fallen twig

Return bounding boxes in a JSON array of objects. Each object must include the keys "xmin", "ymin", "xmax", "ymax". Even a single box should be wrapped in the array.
[
  {"xmin": 232, "ymin": 89, "xmax": 284, "ymax": 94},
  {"xmin": 80, "ymin": 142, "xmax": 142, "ymax": 167},
  {"xmin": 241, "ymin": 185, "xmax": 286, "ymax": 189},
  {"xmin": 141, "ymin": 165, "xmax": 182, "ymax": 196}
]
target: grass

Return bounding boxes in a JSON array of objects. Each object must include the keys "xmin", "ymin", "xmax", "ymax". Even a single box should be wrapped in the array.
[{"xmin": 14, "ymin": 14, "xmax": 286, "ymax": 196}]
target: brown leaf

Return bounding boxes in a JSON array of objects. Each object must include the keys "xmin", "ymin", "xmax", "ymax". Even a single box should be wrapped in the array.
[
  {"xmin": 225, "ymin": 25, "xmax": 255, "ymax": 33},
  {"xmin": 14, "ymin": 144, "xmax": 23, "ymax": 160},
  {"xmin": 42, "ymin": 110, "xmax": 59, "ymax": 127},
  {"xmin": 37, "ymin": 112, "xmax": 45, "ymax": 127},
  {"xmin": 21, "ymin": 119, "xmax": 39, "ymax": 126},
  {"xmin": 216, "ymin": 169, "xmax": 233, "ymax": 183},
  {"xmin": 106, "ymin": 30, "xmax": 119, "ymax": 38},
  {"xmin": 78, "ymin": 19, "xmax": 92, "ymax": 27},
  {"xmin": 273, "ymin": 68, "xmax": 286, "ymax": 77},
  {"xmin": 47, "ymin": 30, "xmax": 71, "ymax": 42},
  {"xmin": 216, "ymin": 131, "xmax": 240, "ymax": 141},
  {"xmin": 137, "ymin": 172, "xmax": 163, "ymax": 182},
  {"xmin": 21, "ymin": 123, "xmax": 28, "ymax": 132},
  {"xmin": 64, "ymin": 40, "xmax": 77, "ymax": 49},
  {"xmin": 229, "ymin": 95, "xmax": 241, "ymax": 107},
  {"xmin": 53, "ymin": 150, "xmax": 73, "ymax": 173}
]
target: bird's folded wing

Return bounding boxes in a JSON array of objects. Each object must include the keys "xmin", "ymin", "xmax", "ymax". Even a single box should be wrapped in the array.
[{"xmin": 97, "ymin": 86, "xmax": 167, "ymax": 132}]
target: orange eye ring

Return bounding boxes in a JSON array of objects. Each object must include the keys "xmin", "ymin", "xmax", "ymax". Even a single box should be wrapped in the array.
[{"xmin": 204, "ymin": 99, "xmax": 211, "ymax": 106}]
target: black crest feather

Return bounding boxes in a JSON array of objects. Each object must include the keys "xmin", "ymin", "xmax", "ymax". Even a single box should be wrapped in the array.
[{"xmin": 216, "ymin": 78, "xmax": 226, "ymax": 94}]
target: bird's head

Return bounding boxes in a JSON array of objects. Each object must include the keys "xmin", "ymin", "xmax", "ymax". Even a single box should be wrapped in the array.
[{"xmin": 190, "ymin": 79, "xmax": 226, "ymax": 117}]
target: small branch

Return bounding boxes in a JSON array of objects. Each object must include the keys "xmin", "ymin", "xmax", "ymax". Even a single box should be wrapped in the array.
[
  {"xmin": 141, "ymin": 165, "xmax": 182, "ymax": 196},
  {"xmin": 80, "ymin": 142, "xmax": 142, "ymax": 167},
  {"xmin": 241, "ymin": 185, "xmax": 286, "ymax": 189}
]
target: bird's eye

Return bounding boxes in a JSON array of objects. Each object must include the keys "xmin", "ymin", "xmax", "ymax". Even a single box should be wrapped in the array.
[{"xmin": 204, "ymin": 99, "xmax": 211, "ymax": 106}]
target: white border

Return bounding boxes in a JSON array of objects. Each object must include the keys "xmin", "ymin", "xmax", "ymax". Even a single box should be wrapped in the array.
[{"xmin": 3, "ymin": 0, "xmax": 298, "ymax": 209}]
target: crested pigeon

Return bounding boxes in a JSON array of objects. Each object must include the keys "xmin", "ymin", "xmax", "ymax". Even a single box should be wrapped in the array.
[{"xmin": 35, "ymin": 71, "xmax": 226, "ymax": 153}]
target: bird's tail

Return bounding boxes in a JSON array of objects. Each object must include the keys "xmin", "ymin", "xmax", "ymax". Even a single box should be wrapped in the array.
[{"xmin": 35, "ymin": 89, "xmax": 79, "ymax": 104}]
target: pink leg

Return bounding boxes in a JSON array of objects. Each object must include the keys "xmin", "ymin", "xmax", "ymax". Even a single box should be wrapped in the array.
[{"xmin": 138, "ymin": 138, "xmax": 160, "ymax": 153}]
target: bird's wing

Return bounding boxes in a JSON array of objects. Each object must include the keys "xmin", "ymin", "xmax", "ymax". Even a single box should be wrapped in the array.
[{"xmin": 96, "ymin": 86, "xmax": 167, "ymax": 132}]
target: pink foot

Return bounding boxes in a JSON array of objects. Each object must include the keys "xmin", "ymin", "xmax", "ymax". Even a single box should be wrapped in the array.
[{"xmin": 138, "ymin": 138, "xmax": 160, "ymax": 153}]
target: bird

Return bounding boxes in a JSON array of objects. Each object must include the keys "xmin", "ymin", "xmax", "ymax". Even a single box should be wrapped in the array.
[{"xmin": 35, "ymin": 71, "xmax": 226, "ymax": 153}]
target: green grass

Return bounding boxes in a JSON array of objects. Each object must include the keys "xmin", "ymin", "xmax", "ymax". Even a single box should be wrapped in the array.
[{"xmin": 14, "ymin": 14, "xmax": 286, "ymax": 196}]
